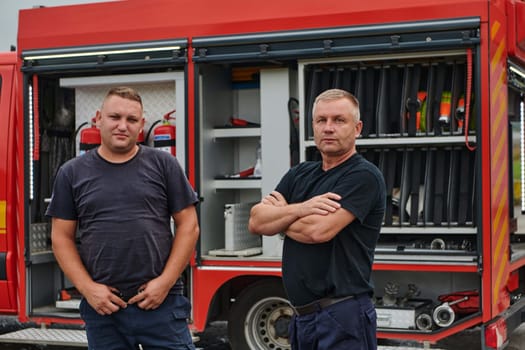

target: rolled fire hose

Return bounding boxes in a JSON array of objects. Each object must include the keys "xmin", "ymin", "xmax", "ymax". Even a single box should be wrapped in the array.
[
  {"xmin": 433, "ymin": 296, "xmax": 469, "ymax": 328},
  {"xmin": 430, "ymin": 238, "xmax": 446, "ymax": 250},
  {"xmin": 415, "ymin": 312, "xmax": 433, "ymax": 331}
]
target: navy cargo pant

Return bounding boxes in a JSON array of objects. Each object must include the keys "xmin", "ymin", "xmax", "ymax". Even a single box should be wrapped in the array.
[
  {"xmin": 289, "ymin": 294, "xmax": 377, "ymax": 350},
  {"xmin": 80, "ymin": 294, "xmax": 195, "ymax": 350}
]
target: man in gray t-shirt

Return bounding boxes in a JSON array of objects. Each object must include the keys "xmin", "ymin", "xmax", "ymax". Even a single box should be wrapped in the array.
[{"xmin": 47, "ymin": 86, "xmax": 199, "ymax": 350}]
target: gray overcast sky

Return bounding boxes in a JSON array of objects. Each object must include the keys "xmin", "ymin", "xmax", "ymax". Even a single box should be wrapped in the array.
[{"xmin": 0, "ymin": 0, "xmax": 112, "ymax": 51}]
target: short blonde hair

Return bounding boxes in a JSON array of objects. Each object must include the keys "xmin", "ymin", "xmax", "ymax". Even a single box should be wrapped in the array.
[{"xmin": 313, "ymin": 88, "xmax": 360, "ymax": 122}]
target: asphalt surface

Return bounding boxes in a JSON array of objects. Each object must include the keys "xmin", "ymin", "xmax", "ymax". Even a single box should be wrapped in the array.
[{"xmin": 194, "ymin": 321, "xmax": 231, "ymax": 350}]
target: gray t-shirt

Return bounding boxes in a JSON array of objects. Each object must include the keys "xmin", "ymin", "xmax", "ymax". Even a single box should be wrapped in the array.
[{"xmin": 46, "ymin": 146, "xmax": 198, "ymax": 295}]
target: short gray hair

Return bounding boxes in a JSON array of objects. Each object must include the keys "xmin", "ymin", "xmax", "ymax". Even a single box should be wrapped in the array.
[{"xmin": 313, "ymin": 88, "xmax": 360, "ymax": 122}]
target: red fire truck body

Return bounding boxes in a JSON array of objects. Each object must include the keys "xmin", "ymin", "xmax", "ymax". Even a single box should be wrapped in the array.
[{"xmin": 1, "ymin": 0, "xmax": 525, "ymax": 349}]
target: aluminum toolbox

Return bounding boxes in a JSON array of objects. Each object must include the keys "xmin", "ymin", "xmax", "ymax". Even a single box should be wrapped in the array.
[{"xmin": 224, "ymin": 202, "xmax": 261, "ymax": 251}]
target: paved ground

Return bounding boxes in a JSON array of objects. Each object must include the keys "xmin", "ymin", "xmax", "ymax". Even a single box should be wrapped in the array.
[{"xmin": 191, "ymin": 321, "xmax": 525, "ymax": 350}]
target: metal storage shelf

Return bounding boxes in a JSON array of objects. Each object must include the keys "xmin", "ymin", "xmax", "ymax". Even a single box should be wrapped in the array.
[
  {"xmin": 304, "ymin": 136, "xmax": 477, "ymax": 148},
  {"xmin": 30, "ymin": 251, "xmax": 55, "ymax": 264},
  {"xmin": 380, "ymin": 227, "xmax": 476, "ymax": 234},
  {"xmin": 212, "ymin": 127, "xmax": 261, "ymax": 138},
  {"xmin": 213, "ymin": 179, "xmax": 262, "ymax": 189}
]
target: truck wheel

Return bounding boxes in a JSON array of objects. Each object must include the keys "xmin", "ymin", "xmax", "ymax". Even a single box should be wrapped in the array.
[{"xmin": 228, "ymin": 279, "xmax": 293, "ymax": 350}]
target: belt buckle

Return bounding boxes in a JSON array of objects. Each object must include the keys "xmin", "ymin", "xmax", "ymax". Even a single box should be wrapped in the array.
[{"xmin": 113, "ymin": 290, "xmax": 134, "ymax": 302}]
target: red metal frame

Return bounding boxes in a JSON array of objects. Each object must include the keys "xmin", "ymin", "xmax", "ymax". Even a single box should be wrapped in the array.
[
  {"xmin": 487, "ymin": 2, "xmax": 512, "ymax": 321},
  {"xmin": 14, "ymin": 60, "xmax": 26, "ymax": 323},
  {"xmin": 17, "ymin": 0, "xmax": 489, "ymax": 51},
  {"xmin": 373, "ymin": 263, "xmax": 478, "ymax": 273},
  {"xmin": 0, "ymin": 0, "xmax": 523, "ymax": 345},
  {"xmin": 0, "ymin": 54, "xmax": 13, "ymax": 253},
  {"xmin": 506, "ymin": 0, "xmax": 525, "ymax": 65},
  {"xmin": 191, "ymin": 265, "xmax": 282, "ymax": 331}
]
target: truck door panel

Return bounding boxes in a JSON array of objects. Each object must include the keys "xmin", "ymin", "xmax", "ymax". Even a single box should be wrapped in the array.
[{"xmin": 0, "ymin": 58, "xmax": 17, "ymax": 312}]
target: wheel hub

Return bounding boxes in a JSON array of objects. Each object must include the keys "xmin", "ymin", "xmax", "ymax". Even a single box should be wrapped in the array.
[{"xmin": 245, "ymin": 296, "xmax": 293, "ymax": 350}]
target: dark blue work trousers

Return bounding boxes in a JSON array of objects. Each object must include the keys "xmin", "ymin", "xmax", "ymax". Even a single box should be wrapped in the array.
[
  {"xmin": 289, "ymin": 294, "xmax": 377, "ymax": 350},
  {"xmin": 79, "ymin": 294, "xmax": 195, "ymax": 350}
]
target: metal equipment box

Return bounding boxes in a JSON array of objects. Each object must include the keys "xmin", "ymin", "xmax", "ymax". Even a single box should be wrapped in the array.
[
  {"xmin": 224, "ymin": 202, "xmax": 260, "ymax": 251},
  {"xmin": 376, "ymin": 299, "xmax": 432, "ymax": 330}
]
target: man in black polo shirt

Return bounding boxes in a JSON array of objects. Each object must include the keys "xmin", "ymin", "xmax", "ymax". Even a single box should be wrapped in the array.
[{"xmin": 249, "ymin": 88, "xmax": 385, "ymax": 350}]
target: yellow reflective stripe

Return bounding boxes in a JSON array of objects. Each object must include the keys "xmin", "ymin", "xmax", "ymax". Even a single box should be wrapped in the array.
[{"xmin": 0, "ymin": 200, "xmax": 6, "ymax": 233}]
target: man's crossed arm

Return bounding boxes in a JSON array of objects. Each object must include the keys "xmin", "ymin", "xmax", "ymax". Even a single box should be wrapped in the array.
[{"xmin": 248, "ymin": 191, "xmax": 355, "ymax": 243}]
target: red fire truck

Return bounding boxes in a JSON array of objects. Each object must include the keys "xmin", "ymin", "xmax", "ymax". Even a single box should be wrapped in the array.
[{"xmin": 1, "ymin": 0, "xmax": 525, "ymax": 349}]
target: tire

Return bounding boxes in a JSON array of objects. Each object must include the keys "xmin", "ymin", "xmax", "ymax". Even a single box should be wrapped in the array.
[{"xmin": 228, "ymin": 279, "xmax": 293, "ymax": 350}]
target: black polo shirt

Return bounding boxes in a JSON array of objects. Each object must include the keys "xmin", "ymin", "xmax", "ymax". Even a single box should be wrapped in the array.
[{"xmin": 276, "ymin": 153, "xmax": 386, "ymax": 306}]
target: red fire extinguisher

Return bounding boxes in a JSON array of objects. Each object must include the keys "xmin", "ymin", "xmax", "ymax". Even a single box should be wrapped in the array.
[
  {"xmin": 79, "ymin": 117, "xmax": 101, "ymax": 155},
  {"xmin": 137, "ymin": 128, "xmax": 146, "ymax": 145},
  {"xmin": 153, "ymin": 110, "xmax": 176, "ymax": 156}
]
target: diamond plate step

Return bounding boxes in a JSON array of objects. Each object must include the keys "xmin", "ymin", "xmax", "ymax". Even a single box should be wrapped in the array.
[
  {"xmin": 0, "ymin": 328, "xmax": 444, "ymax": 349},
  {"xmin": 0, "ymin": 328, "xmax": 201, "ymax": 347},
  {"xmin": 0, "ymin": 328, "xmax": 87, "ymax": 347}
]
